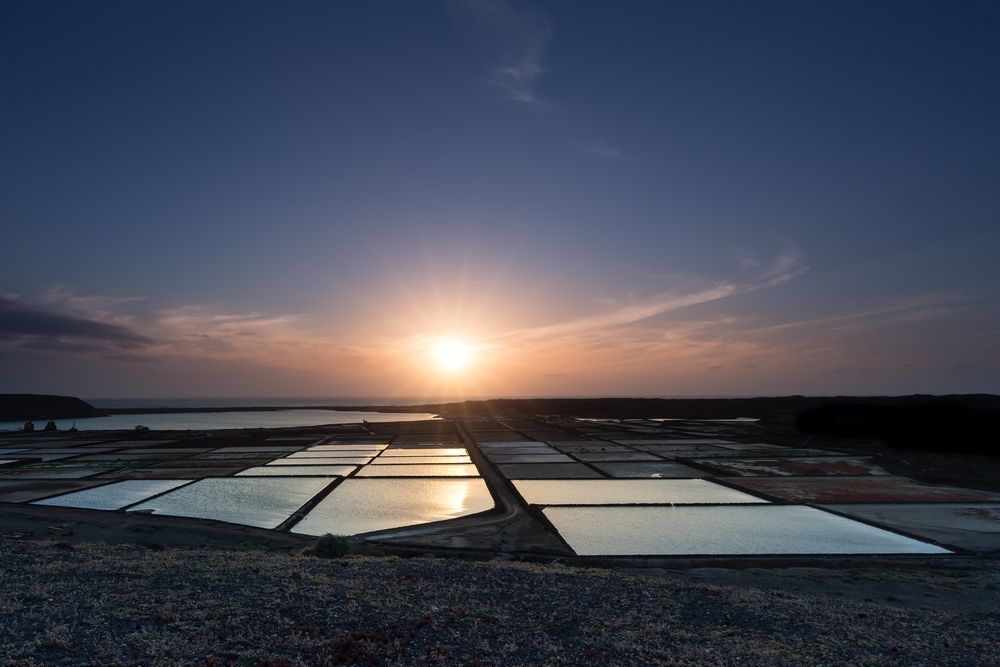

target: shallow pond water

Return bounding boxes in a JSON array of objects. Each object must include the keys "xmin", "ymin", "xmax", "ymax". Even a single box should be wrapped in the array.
[
  {"xmin": 34, "ymin": 479, "xmax": 191, "ymax": 510},
  {"xmin": 236, "ymin": 465, "xmax": 357, "ymax": 477},
  {"xmin": 356, "ymin": 463, "xmax": 480, "ymax": 477},
  {"xmin": 291, "ymin": 478, "xmax": 494, "ymax": 536},
  {"xmin": 543, "ymin": 505, "xmax": 951, "ymax": 555},
  {"xmin": 379, "ymin": 448, "xmax": 468, "ymax": 457},
  {"xmin": 128, "ymin": 477, "xmax": 331, "ymax": 528},
  {"xmin": 513, "ymin": 479, "xmax": 767, "ymax": 505},
  {"xmin": 371, "ymin": 455, "xmax": 472, "ymax": 464}
]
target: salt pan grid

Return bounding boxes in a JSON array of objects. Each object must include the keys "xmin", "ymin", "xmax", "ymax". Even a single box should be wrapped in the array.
[
  {"xmin": 0, "ymin": 480, "xmax": 109, "ymax": 503},
  {"xmin": 14, "ymin": 448, "xmax": 113, "ymax": 454},
  {"xmin": 572, "ymin": 452, "xmax": 662, "ymax": 462},
  {"xmin": 0, "ymin": 467, "xmax": 110, "ymax": 479},
  {"xmin": 267, "ymin": 456, "xmax": 372, "ymax": 465},
  {"xmin": 9, "ymin": 453, "xmax": 78, "ymax": 462},
  {"xmin": 196, "ymin": 452, "xmax": 288, "ymax": 460},
  {"xmin": 236, "ymin": 465, "xmax": 357, "ymax": 477},
  {"xmin": 107, "ymin": 467, "xmax": 246, "ymax": 479},
  {"xmin": 693, "ymin": 457, "xmax": 891, "ymax": 477},
  {"xmin": 371, "ymin": 456, "xmax": 472, "ymax": 464},
  {"xmin": 592, "ymin": 462, "xmax": 705, "ymax": 479},
  {"xmin": 309, "ymin": 445, "xmax": 387, "ymax": 452},
  {"xmin": 488, "ymin": 454, "xmax": 574, "ymax": 464},
  {"xmin": 74, "ymin": 453, "xmax": 185, "ymax": 461},
  {"xmin": 740, "ymin": 448, "xmax": 849, "ymax": 457},
  {"xmin": 513, "ymin": 479, "xmax": 767, "ymax": 505},
  {"xmin": 819, "ymin": 503, "xmax": 1000, "ymax": 553},
  {"xmin": 128, "ymin": 477, "xmax": 331, "ymax": 528},
  {"xmin": 286, "ymin": 451, "xmax": 372, "ymax": 458},
  {"xmin": 498, "ymin": 463, "xmax": 602, "ymax": 479},
  {"xmin": 34, "ymin": 479, "xmax": 191, "ymax": 510},
  {"xmin": 379, "ymin": 448, "xmax": 468, "ymax": 457},
  {"xmin": 612, "ymin": 439, "xmax": 735, "ymax": 445},
  {"xmin": 556, "ymin": 445, "xmax": 631, "ymax": 453},
  {"xmin": 725, "ymin": 476, "xmax": 1000, "ymax": 504},
  {"xmin": 647, "ymin": 448, "xmax": 751, "ymax": 459},
  {"xmin": 212, "ymin": 446, "xmax": 303, "ymax": 453},
  {"xmin": 356, "ymin": 463, "xmax": 480, "ymax": 477},
  {"xmin": 543, "ymin": 505, "xmax": 951, "ymax": 556},
  {"xmin": 291, "ymin": 478, "xmax": 495, "ymax": 536},
  {"xmin": 715, "ymin": 443, "xmax": 789, "ymax": 452},
  {"xmin": 484, "ymin": 447, "xmax": 559, "ymax": 456}
]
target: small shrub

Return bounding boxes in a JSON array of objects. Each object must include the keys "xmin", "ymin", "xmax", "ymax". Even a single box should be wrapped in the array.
[
  {"xmin": 307, "ymin": 533, "xmax": 352, "ymax": 558},
  {"xmin": 35, "ymin": 624, "xmax": 71, "ymax": 650}
]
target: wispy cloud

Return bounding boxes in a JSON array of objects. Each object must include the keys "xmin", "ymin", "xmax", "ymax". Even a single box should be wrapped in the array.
[
  {"xmin": 456, "ymin": 0, "xmax": 551, "ymax": 106},
  {"xmin": 582, "ymin": 140, "xmax": 637, "ymax": 163},
  {"xmin": 502, "ymin": 249, "xmax": 807, "ymax": 342},
  {"xmin": 0, "ymin": 288, "xmax": 400, "ymax": 395},
  {"xmin": 41, "ymin": 285, "xmax": 145, "ymax": 314},
  {"xmin": 0, "ymin": 291, "xmax": 328, "ymax": 367},
  {"xmin": 0, "ymin": 295, "xmax": 151, "ymax": 347},
  {"xmin": 746, "ymin": 292, "xmax": 970, "ymax": 338}
]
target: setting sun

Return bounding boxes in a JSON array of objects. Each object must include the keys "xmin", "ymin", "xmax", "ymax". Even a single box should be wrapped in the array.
[{"xmin": 431, "ymin": 338, "xmax": 474, "ymax": 372}]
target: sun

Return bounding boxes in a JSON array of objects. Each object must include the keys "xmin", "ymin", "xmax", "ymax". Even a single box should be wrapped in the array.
[{"xmin": 431, "ymin": 338, "xmax": 474, "ymax": 372}]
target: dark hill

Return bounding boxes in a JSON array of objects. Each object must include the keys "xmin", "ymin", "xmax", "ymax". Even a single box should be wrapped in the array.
[
  {"xmin": 392, "ymin": 394, "xmax": 1000, "ymax": 423},
  {"xmin": 0, "ymin": 394, "xmax": 105, "ymax": 422}
]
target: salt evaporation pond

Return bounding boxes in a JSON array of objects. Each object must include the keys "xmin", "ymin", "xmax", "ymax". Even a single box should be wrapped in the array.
[
  {"xmin": 513, "ymin": 479, "xmax": 766, "ymax": 505},
  {"xmin": 379, "ymin": 448, "xmax": 468, "ymax": 457},
  {"xmin": 236, "ymin": 465, "xmax": 357, "ymax": 477},
  {"xmin": 543, "ymin": 505, "xmax": 952, "ymax": 555},
  {"xmin": 267, "ymin": 456, "xmax": 373, "ymax": 465},
  {"xmin": 34, "ymin": 479, "xmax": 191, "ymax": 511},
  {"xmin": 291, "ymin": 478, "xmax": 494, "ymax": 536},
  {"xmin": 128, "ymin": 477, "xmax": 331, "ymax": 528},
  {"xmin": 371, "ymin": 455, "xmax": 472, "ymax": 464},
  {"xmin": 356, "ymin": 463, "xmax": 480, "ymax": 477}
]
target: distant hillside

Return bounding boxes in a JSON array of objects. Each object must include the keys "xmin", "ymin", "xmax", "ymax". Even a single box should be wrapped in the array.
[{"xmin": 0, "ymin": 394, "xmax": 105, "ymax": 422}]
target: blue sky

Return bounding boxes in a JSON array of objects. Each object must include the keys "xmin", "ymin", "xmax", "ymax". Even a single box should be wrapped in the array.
[{"xmin": 1, "ymin": 1, "xmax": 998, "ymax": 398}]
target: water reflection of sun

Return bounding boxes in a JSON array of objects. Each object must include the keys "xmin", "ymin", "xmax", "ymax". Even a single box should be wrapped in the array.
[{"xmin": 437, "ymin": 479, "xmax": 472, "ymax": 518}]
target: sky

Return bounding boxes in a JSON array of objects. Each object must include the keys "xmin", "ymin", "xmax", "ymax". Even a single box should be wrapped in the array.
[{"xmin": 1, "ymin": 0, "xmax": 999, "ymax": 400}]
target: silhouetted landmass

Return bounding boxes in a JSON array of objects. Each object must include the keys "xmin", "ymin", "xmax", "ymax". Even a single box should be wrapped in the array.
[
  {"xmin": 28, "ymin": 393, "xmax": 999, "ymax": 457},
  {"xmin": 392, "ymin": 394, "xmax": 1000, "ymax": 422},
  {"xmin": 796, "ymin": 401, "xmax": 999, "ymax": 454},
  {"xmin": 381, "ymin": 395, "xmax": 999, "ymax": 457},
  {"xmin": 0, "ymin": 394, "xmax": 105, "ymax": 422}
]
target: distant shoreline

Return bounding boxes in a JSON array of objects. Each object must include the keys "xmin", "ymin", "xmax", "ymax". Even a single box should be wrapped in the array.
[
  {"xmin": 97, "ymin": 405, "xmax": 427, "ymax": 416},
  {"xmin": 87, "ymin": 394, "xmax": 997, "ymax": 424},
  {"xmin": 4, "ymin": 393, "xmax": 999, "ymax": 425}
]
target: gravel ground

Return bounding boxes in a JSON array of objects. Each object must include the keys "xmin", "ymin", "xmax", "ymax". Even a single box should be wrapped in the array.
[{"xmin": 1, "ymin": 540, "xmax": 998, "ymax": 666}]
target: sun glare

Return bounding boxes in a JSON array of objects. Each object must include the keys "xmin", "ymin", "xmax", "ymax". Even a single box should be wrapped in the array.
[{"xmin": 431, "ymin": 338, "xmax": 474, "ymax": 372}]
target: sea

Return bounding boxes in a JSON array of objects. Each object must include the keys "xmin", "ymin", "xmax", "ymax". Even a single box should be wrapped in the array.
[{"xmin": 0, "ymin": 397, "xmax": 445, "ymax": 432}]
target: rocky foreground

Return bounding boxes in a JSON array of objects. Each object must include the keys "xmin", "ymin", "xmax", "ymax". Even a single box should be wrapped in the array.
[{"xmin": 1, "ymin": 540, "xmax": 998, "ymax": 666}]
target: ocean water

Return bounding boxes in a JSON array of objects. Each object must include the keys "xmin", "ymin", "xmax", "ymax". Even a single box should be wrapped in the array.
[
  {"xmin": 87, "ymin": 396, "xmax": 460, "ymax": 409},
  {"xmin": 0, "ymin": 408, "xmax": 437, "ymax": 432}
]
